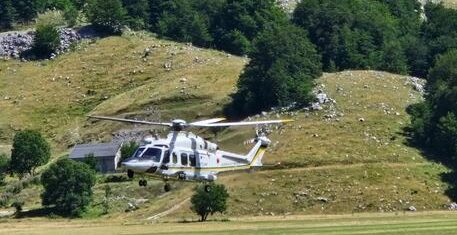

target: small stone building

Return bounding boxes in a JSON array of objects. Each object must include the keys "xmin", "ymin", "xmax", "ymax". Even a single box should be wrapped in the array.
[{"xmin": 69, "ymin": 143, "xmax": 122, "ymax": 173}]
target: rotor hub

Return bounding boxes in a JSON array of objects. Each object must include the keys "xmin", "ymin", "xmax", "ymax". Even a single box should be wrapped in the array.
[{"xmin": 171, "ymin": 119, "xmax": 187, "ymax": 131}]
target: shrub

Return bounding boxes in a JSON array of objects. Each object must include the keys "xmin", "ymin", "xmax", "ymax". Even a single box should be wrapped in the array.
[
  {"xmin": 120, "ymin": 141, "xmax": 139, "ymax": 164},
  {"xmin": 11, "ymin": 199, "xmax": 24, "ymax": 213},
  {"xmin": 0, "ymin": 0, "xmax": 16, "ymax": 30},
  {"xmin": 32, "ymin": 24, "xmax": 61, "ymax": 58},
  {"xmin": 41, "ymin": 159, "xmax": 96, "ymax": 217},
  {"xmin": 191, "ymin": 183, "xmax": 229, "ymax": 221}
]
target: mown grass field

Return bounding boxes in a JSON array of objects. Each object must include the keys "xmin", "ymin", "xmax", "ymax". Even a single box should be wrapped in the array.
[{"xmin": 1, "ymin": 212, "xmax": 457, "ymax": 235}]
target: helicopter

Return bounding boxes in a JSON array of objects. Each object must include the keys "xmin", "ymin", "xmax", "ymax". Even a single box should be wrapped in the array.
[{"xmin": 88, "ymin": 115, "xmax": 293, "ymax": 192}]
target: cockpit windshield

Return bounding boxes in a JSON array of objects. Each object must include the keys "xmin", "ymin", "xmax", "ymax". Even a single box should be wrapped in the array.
[
  {"xmin": 133, "ymin": 148, "xmax": 145, "ymax": 158},
  {"xmin": 141, "ymin": 148, "xmax": 162, "ymax": 162}
]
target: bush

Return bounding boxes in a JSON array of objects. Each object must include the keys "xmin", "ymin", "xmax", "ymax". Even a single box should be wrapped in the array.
[
  {"xmin": 85, "ymin": 0, "xmax": 127, "ymax": 34},
  {"xmin": 41, "ymin": 159, "xmax": 96, "ymax": 217},
  {"xmin": 32, "ymin": 24, "xmax": 61, "ymax": 58},
  {"xmin": 120, "ymin": 141, "xmax": 139, "ymax": 164},
  {"xmin": 225, "ymin": 23, "xmax": 322, "ymax": 117},
  {"xmin": 191, "ymin": 183, "xmax": 229, "ymax": 221},
  {"xmin": 11, "ymin": 130, "xmax": 51, "ymax": 177},
  {"xmin": 11, "ymin": 199, "xmax": 24, "ymax": 213}
]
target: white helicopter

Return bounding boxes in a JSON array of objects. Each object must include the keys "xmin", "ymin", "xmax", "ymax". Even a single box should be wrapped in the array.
[{"xmin": 88, "ymin": 116, "xmax": 292, "ymax": 192}]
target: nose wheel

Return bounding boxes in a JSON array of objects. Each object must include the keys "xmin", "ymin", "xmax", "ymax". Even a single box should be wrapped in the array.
[{"xmin": 164, "ymin": 183, "xmax": 171, "ymax": 192}]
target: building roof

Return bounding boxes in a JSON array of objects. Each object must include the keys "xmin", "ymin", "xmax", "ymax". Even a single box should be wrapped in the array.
[{"xmin": 69, "ymin": 143, "xmax": 121, "ymax": 159}]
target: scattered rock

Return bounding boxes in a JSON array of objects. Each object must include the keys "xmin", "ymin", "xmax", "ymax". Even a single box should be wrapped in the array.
[
  {"xmin": 316, "ymin": 197, "xmax": 329, "ymax": 203},
  {"xmin": 408, "ymin": 206, "xmax": 417, "ymax": 212},
  {"xmin": 359, "ymin": 118, "xmax": 365, "ymax": 122}
]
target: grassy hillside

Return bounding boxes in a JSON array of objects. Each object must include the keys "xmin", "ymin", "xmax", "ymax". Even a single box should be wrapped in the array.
[
  {"xmin": 0, "ymin": 32, "xmax": 246, "ymax": 154},
  {"xmin": 0, "ymin": 33, "xmax": 452, "ymax": 221}
]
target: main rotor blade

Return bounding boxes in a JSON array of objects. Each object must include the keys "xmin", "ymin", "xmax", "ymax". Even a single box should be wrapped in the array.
[
  {"xmin": 190, "ymin": 118, "xmax": 226, "ymax": 126},
  {"xmin": 190, "ymin": 119, "xmax": 294, "ymax": 127},
  {"xmin": 87, "ymin": 115, "xmax": 173, "ymax": 127}
]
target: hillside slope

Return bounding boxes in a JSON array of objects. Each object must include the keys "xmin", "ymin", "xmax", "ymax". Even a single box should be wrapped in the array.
[
  {"xmin": 0, "ymin": 32, "xmax": 246, "ymax": 154},
  {"xmin": 0, "ymin": 33, "xmax": 452, "ymax": 220}
]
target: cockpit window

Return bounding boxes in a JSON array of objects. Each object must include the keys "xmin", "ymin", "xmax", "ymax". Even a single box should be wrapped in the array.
[
  {"xmin": 133, "ymin": 148, "xmax": 145, "ymax": 158},
  {"xmin": 142, "ymin": 148, "xmax": 162, "ymax": 162}
]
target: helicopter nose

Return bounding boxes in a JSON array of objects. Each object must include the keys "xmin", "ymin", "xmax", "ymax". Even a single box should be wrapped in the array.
[{"xmin": 121, "ymin": 159, "xmax": 154, "ymax": 172}]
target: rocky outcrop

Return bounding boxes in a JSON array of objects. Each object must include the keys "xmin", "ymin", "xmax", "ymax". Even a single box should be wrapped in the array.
[{"xmin": 0, "ymin": 28, "xmax": 81, "ymax": 59}]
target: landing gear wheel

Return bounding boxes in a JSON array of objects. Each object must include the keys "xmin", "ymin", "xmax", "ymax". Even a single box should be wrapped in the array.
[
  {"xmin": 139, "ymin": 179, "xmax": 147, "ymax": 187},
  {"xmin": 164, "ymin": 183, "xmax": 171, "ymax": 192},
  {"xmin": 127, "ymin": 170, "xmax": 134, "ymax": 179},
  {"xmin": 204, "ymin": 185, "xmax": 211, "ymax": 193}
]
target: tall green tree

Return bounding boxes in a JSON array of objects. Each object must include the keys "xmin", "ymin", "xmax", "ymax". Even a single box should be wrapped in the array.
[
  {"xmin": 41, "ymin": 159, "xmax": 96, "ymax": 216},
  {"xmin": 409, "ymin": 49, "xmax": 457, "ymax": 161},
  {"xmin": 226, "ymin": 24, "xmax": 322, "ymax": 117},
  {"xmin": 0, "ymin": 0, "xmax": 16, "ymax": 30},
  {"xmin": 122, "ymin": 0, "xmax": 149, "ymax": 30},
  {"xmin": 11, "ymin": 130, "xmax": 51, "ymax": 177},
  {"xmin": 155, "ymin": 0, "xmax": 213, "ymax": 47},
  {"xmin": 191, "ymin": 183, "xmax": 229, "ymax": 221},
  {"xmin": 85, "ymin": 0, "xmax": 127, "ymax": 34},
  {"xmin": 419, "ymin": 3, "xmax": 457, "ymax": 77},
  {"xmin": 212, "ymin": 0, "xmax": 288, "ymax": 55},
  {"xmin": 12, "ymin": 0, "xmax": 37, "ymax": 23},
  {"xmin": 293, "ymin": 0, "xmax": 407, "ymax": 74}
]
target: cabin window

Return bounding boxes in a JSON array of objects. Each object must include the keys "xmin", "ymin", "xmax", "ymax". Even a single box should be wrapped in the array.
[
  {"xmin": 189, "ymin": 154, "xmax": 196, "ymax": 167},
  {"xmin": 172, "ymin": 152, "xmax": 178, "ymax": 164},
  {"xmin": 133, "ymin": 148, "xmax": 145, "ymax": 158},
  {"xmin": 181, "ymin": 153, "xmax": 188, "ymax": 166},
  {"xmin": 163, "ymin": 151, "xmax": 170, "ymax": 164},
  {"xmin": 142, "ymin": 148, "xmax": 162, "ymax": 162}
]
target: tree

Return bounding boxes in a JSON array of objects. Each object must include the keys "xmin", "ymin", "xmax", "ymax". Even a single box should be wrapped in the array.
[
  {"xmin": 0, "ymin": 154, "xmax": 10, "ymax": 185},
  {"xmin": 122, "ymin": 0, "xmax": 149, "ymax": 30},
  {"xmin": 293, "ymin": 0, "xmax": 407, "ymax": 74},
  {"xmin": 409, "ymin": 49, "xmax": 457, "ymax": 161},
  {"xmin": 11, "ymin": 130, "xmax": 51, "ymax": 177},
  {"xmin": 155, "ymin": 0, "xmax": 213, "ymax": 47},
  {"xmin": 191, "ymin": 183, "xmax": 229, "ymax": 221},
  {"xmin": 212, "ymin": 0, "xmax": 288, "ymax": 55},
  {"xmin": 225, "ymin": 24, "xmax": 322, "ymax": 117},
  {"xmin": 12, "ymin": 0, "xmax": 37, "ymax": 23},
  {"xmin": 0, "ymin": 0, "xmax": 16, "ymax": 30},
  {"xmin": 85, "ymin": 0, "xmax": 127, "ymax": 34},
  {"xmin": 41, "ymin": 159, "xmax": 96, "ymax": 216},
  {"xmin": 32, "ymin": 24, "xmax": 61, "ymax": 58}
]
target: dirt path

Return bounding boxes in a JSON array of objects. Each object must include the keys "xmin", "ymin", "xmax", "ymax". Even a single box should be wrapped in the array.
[{"xmin": 146, "ymin": 197, "xmax": 191, "ymax": 221}]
